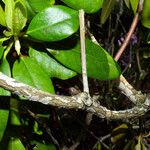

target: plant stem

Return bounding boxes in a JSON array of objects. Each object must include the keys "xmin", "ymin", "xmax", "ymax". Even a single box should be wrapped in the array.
[
  {"xmin": 79, "ymin": 9, "xmax": 89, "ymax": 94},
  {"xmin": 114, "ymin": 13, "xmax": 139, "ymax": 61},
  {"xmin": 3, "ymin": 42, "xmax": 13, "ymax": 59},
  {"xmin": 114, "ymin": 0, "xmax": 144, "ymax": 61}
]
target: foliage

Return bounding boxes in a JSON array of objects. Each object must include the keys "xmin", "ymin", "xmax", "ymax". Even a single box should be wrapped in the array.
[
  {"xmin": 49, "ymin": 39, "xmax": 120, "ymax": 80},
  {"xmin": 0, "ymin": 0, "xmax": 149, "ymax": 149},
  {"xmin": 27, "ymin": 5, "xmax": 79, "ymax": 41},
  {"xmin": 61, "ymin": 0, "xmax": 104, "ymax": 14}
]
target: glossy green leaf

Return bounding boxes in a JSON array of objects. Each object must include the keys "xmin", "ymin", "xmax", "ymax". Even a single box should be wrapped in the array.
[
  {"xmin": 0, "ymin": 5, "xmax": 6, "ymax": 26},
  {"xmin": 0, "ymin": 59, "xmax": 10, "ymax": 142},
  {"xmin": 49, "ymin": 39, "xmax": 121, "ymax": 80},
  {"xmin": 0, "ymin": 59, "xmax": 11, "ymax": 95},
  {"xmin": 130, "ymin": 0, "xmax": 138, "ymax": 14},
  {"xmin": 124, "ymin": 0, "xmax": 130, "ymax": 8},
  {"xmin": 10, "ymin": 98, "xmax": 21, "ymax": 126},
  {"xmin": 12, "ymin": 57, "xmax": 55, "ymax": 93},
  {"xmin": 24, "ymin": 0, "xmax": 36, "ymax": 20},
  {"xmin": 25, "ymin": 0, "xmax": 55, "ymax": 21},
  {"xmin": 0, "ymin": 110, "xmax": 9, "ymax": 142},
  {"xmin": 62, "ymin": 0, "xmax": 103, "ymax": 14},
  {"xmin": 5, "ymin": 0, "xmax": 15, "ymax": 30},
  {"xmin": 100, "ymin": 0, "xmax": 116, "ymax": 24},
  {"xmin": 27, "ymin": 5, "xmax": 79, "ymax": 41},
  {"xmin": 8, "ymin": 138, "xmax": 25, "ymax": 150},
  {"xmin": 13, "ymin": 0, "xmax": 27, "ymax": 35},
  {"xmin": 31, "ymin": 141, "xmax": 56, "ymax": 150},
  {"xmin": 0, "ymin": 45, "xmax": 5, "ymax": 59},
  {"xmin": 142, "ymin": 0, "xmax": 150, "ymax": 28},
  {"xmin": 10, "ymin": 111, "xmax": 21, "ymax": 125},
  {"xmin": 27, "ymin": 0, "xmax": 55, "ymax": 13},
  {"xmin": 29, "ymin": 48, "xmax": 76, "ymax": 80}
]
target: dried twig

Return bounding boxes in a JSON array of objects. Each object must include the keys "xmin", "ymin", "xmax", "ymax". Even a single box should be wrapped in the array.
[
  {"xmin": 79, "ymin": 9, "xmax": 92, "ymax": 110},
  {"xmin": 79, "ymin": 9, "xmax": 89, "ymax": 94},
  {"xmin": 79, "ymin": 10, "xmax": 94, "ymax": 125}
]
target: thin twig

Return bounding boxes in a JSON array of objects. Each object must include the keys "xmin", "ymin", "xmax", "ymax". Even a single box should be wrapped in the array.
[
  {"xmin": 90, "ymin": 131, "xmax": 110, "ymax": 149},
  {"xmin": 27, "ymin": 109, "xmax": 60, "ymax": 147},
  {"xmin": 136, "ymin": 47, "xmax": 142, "ymax": 73},
  {"xmin": 114, "ymin": 13, "xmax": 139, "ymax": 61},
  {"xmin": 79, "ymin": 9, "xmax": 89, "ymax": 94},
  {"xmin": 69, "ymin": 142, "xmax": 80, "ymax": 150},
  {"xmin": 79, "ymin": 9, "xmax": 93, "ymax": 124},
  {"xmin": 114, "ymin": 0, "xmax": 144, "ymax": 61}
]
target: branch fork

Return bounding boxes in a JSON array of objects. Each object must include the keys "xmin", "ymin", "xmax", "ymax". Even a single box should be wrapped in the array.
[{"xmin": 0, "ymin": 1, "xmax": 149, "ymax": 120}]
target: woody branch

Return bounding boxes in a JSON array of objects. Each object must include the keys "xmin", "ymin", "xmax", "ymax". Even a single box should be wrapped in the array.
[{"xmin": 0, "ymin": 0, "xmax": 149, "ymax": 120}]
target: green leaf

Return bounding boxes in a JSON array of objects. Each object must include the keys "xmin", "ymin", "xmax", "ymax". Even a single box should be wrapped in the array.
[
  {"xmin": 31, "ymin": 141, "xmax": 56, "ymax": 150},
  {"xmin": 141, "ymin": 142, "xmax": 148, "ymax": 150},
  {"xmin": 124, "ymin": 0, "xmax": 130, "ymax": 8},
  {"xmin": 0, "ymin": 38, "xmax": 10, "ymax": 58},
  {"xmin": 0, "ymin": 5, "xmax": 6, "ymax": 26},
  {"xmin": 123, "ymin": 140, "xmax": 136, "ymax": 150},
  {"xmin": 33, "ymin": 121, "xmax": 43, "ymax": 135},
  {"xmin": 5, "ymin": 0, "xmax": 15, "ymax": 30},
  {"xmin": 100, "ymin": 0, "xmax": 116, "ymax": 24},
  {"xmin": 4, "ymin": 0, "xmax": 27, "ymax": 35},
  {"xmin": 0, "ymin": 110, "xmax": 9, "ymax": 142},
  {"xmin": 27, "ymin": 0, "xmax": 55, "ymax": 13},
  {"xmin": 135, "ymin": 136, "xmax": 142, "ymax": 150},
  {"xmin": 0, "ymin": 45, "xmax": 5, "ymax": 59},
  {"xmin": 135, "ymin": 135, "xmax": 147, "ymax": 150},
  {"xmin": 29, "ymin": 48, "xmax": 76, "ymax": 80},
  {"xmin": 13, "ymin": 0, "xmax": 27, "ymax": 35},
  {"xmin": 147, "ymin": 33, "xmax": 150, "ymax": 43},
  {"xmin": 111, "ymin": 124, "xmax": 128, "ymax": 143},
  {"xmin": 48, "ymin": 39, "xmax": 121, "ymax": 80},
  {"xmin": 27, "ymin": 5, "xmax": 79, "ymax": 42},
  {"xmin": 12, "ymin": 57, "xmax": 55, "ymax": 93},
  {"xmin": 0, "ymin": 37, "xmax": 9, "ymax": 44},
  {"xmin": 62, "ymin": 0, "xmax": 103, "ymax": 14},
  {"xmin": 141, "ymin": 0, "xmax": 150, "ymax": 28},
  {"xmin": 10, "ymin": 98, "xmax": 21, "ymax": 126},
  {"xmin": 10, "ymin": 111, "xmax": 21, "ymax": 126},
  {"xmin": 24, "ymin": 0, "xmax": 36, "ymax": 20},
  {"xmin": 130, "ymin": 0, "xmax": 138, "ymax": 14},
  {"xmin": 8, "ymin": 138, "xmax": 25, "ymax": 150},
  {"xmin": 0, "ymin": 59, "xmax": 10, "ymax": 142},
  {"xmin": 0, "ymin": 59, "xmax": 11, "ymax": 95},
  {"xmin": 25, "ymin": 0, "xmax": 55, "ymax": 21}
]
